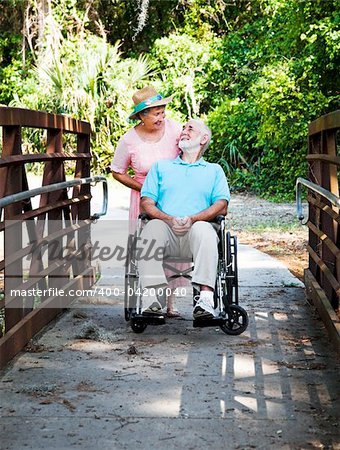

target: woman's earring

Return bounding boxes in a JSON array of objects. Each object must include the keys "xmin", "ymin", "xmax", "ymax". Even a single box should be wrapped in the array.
[{"xmin": 141, "ymin": 121, "xmax": 145, "ymax": 126}]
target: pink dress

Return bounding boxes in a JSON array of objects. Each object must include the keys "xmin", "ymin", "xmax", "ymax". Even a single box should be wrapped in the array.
[
  {"xmin": 111, "ymin": 118, "xmax": 189, "ymax": 291},
  {"xmin": 111, "ymin": 118, "xmax": 182, "ymax": 230}
]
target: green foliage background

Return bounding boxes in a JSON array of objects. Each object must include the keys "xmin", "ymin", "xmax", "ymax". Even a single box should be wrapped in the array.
[{"xmin": 0, "ymin": 0, "xmax": 339, "ymax": 200}]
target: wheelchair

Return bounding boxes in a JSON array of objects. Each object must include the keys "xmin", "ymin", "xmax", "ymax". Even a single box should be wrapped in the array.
[{"xmin": 124, "ymin": 215, "xmax": 248, "ymax": 335}]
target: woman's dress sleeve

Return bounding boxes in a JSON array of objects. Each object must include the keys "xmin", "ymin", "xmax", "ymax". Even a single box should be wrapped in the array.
[{"xmin": 110, "ymin": 137, "xmax": 130, "ymax": 174}]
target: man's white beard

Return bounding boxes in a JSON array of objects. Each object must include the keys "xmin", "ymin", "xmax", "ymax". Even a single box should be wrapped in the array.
[{"xmin": 179, "ymin": 135, "xmax": 202, "ymax": 154}]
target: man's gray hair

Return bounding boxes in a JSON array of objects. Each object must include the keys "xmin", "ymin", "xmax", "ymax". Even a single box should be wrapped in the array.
[{"xmin": 190, "ymin": 118, "xmax": 212, "ymax": 154}]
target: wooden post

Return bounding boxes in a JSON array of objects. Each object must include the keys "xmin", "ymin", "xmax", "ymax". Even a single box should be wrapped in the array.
[
  {"xmin": 325, "ymin": 130, "xmax": 340, "ymax": 310},
  {"xmin": 3, "ymin": 126, "xmax": 24, "ymax": 331},
  {"xmin": 45, "ymin": 129, "xmax": 68, "ymax": 304},
  {"xmin": 74, "ymin": 133, "xmax": 93, "ymax": 289},
  {"xmin": 308, "ymin": 133, "xmax": 321, "ymax": 281}
]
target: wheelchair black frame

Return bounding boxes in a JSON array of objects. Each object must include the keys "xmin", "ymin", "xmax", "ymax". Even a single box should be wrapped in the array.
[{"xmin": 124, "ymin": 216, "xmax": 248, "ymax": 335}]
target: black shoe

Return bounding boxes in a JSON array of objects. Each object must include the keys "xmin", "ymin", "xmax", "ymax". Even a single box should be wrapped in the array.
[{"xmin": 193, "ymin": 305, "xmax": 214, "ymax": 320}]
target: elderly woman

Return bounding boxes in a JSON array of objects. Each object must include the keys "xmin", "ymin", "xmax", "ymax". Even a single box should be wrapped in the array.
[
  {"xmin": 110, "ymin": 85, "xmax": 182, "ymax": 316},
  {"xmin": 111, "ymin": 85, "xmax": 181, "ymax": 226}
]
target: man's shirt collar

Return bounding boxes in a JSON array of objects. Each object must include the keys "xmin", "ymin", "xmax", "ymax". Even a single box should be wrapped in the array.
[{"xmin": 173, "ymin": 155, "xmax": 207, "ymax": 166}]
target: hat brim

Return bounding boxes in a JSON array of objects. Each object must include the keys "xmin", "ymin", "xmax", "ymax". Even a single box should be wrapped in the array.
[{"xmin": 129, "ymin": 95, "xmax": 174, "ymax": 120}]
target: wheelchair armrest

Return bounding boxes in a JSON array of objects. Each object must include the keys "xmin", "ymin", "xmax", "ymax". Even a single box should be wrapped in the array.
[
  {"xmin": 139, "ymin": 213, "xmax": 150, "ymax": 221},
  {"xmin": 214, "ymin": 215, "xmax": 225, "ymax": 224}
]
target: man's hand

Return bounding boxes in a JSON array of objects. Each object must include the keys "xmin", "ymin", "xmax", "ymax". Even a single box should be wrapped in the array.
[{"xmin": 170, "ymin": 216, "xmax": 193, "ymax": 235}]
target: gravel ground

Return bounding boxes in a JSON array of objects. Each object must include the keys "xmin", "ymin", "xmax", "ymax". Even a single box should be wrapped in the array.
[{"xmin": 227, "ymin": 193, "xmax": 309, "ymax": 281}]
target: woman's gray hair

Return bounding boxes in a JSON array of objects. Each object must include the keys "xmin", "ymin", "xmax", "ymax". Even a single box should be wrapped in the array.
[
  {"xmin": 139, "ymin": 109, "xmax": 150, "ymax": 120},
  {"xmin": 190, "ymin": 119, "xmax": 212, "ymax": 154},
  {"xmin": 139, "ymin": 105, "xmax": 165, "ymax": 120}
]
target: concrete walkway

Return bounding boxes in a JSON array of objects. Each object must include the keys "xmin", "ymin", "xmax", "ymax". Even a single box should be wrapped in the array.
[
  {"xmin": 0, "ymin": 241, "xmax": 339, "ymax": 449},
  {"xmin": 0, "ymin": 182, "xmax": 339, "ymax": 449}
]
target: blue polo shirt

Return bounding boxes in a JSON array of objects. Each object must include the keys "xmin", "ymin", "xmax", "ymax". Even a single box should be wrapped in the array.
[{"xmin": 141, "ymin": 156, "xmax": 230, "ymax": 217}]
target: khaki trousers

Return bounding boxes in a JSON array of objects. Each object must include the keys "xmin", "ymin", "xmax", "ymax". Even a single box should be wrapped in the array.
[{"xmin": 138, "ymin": 219, "xmax": 218, "ymax": 290}]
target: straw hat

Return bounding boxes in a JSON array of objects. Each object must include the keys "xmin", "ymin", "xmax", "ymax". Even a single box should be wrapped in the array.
[{"xmin": 129, "ymin": 85, "xmax": 173, "ymax": 120}]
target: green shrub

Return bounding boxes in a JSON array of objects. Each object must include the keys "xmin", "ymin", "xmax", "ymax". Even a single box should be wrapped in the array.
[
  {"xmin": 150, "ymin": 33, "xmax": 212, "ymax": 118},
  {"xmin": 11, "ymin": 34, "xmax": 155, "ymax": 172},
  {"xmin": 3, "ymin": 0, "xmax": 339, "ymax": 201},
  {"xmin": 0, "ymin": 33, "xmax": 27, "ymax": 105},
  {"xmin": 205, "ymin": 0, "xmax": 339, "ymax": 201}
]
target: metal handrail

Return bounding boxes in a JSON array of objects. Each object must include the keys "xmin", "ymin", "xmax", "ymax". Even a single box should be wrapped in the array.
[
  {"xmin": 0, "ymin": 176, "xmax": 108, "ymax": 219},
  {"xmin": 296, "ymin": 177, "xmax": 340, "ymax": 222},
  {"xmin": 91, "ymin": 177, "xmax": 108, "ymax": 220}
]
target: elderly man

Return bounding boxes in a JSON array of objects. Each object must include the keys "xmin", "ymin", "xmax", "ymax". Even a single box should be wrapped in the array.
[{"xmin": 138, "ymin": 118, "xmax": 230, "ymax": 319}]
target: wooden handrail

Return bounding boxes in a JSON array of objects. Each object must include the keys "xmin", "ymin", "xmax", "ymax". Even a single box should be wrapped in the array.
[
  {"xmin": 0, "ymin": 153, "xmax": 91, "ymax": 167},
  {"xmin": 0, "ymin": 107, "xmax": 91, "ymax": 134},
  {"xmin": 309, "ymin": 110, "xmax": 340, "ymax": 135},
  {"xmin": 307, "ymin": 154, "xmax": 340, "ymax": 166}
]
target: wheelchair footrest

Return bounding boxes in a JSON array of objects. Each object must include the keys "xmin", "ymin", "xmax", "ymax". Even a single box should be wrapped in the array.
[
  {"xmin": 193, "ymin": 317, "xmax": 225, "ymax": 328},
  {"xmin": 131, "ymin": 314, "xmax": 166, "ymax": 326}
]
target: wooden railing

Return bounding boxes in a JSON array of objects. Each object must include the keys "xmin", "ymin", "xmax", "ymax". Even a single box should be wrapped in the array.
[
  {"xmin": 0, "ymin": 107, "xmax": 102, "ymax": 368},
  {"xmin": 298, "ymin": 110, "xmax": 340, "ymax": 349}
]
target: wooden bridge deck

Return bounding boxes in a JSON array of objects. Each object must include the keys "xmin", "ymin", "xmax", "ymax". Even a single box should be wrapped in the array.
[{"xmin": 0, "ymin": 241, "xmax": 339, "ymax": 449}]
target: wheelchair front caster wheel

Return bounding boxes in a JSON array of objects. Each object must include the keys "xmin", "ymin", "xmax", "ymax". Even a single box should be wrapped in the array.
[
  {"xmin": 125, "ymin": 308, "xmax": 134, "ymax": 321},
  {"xmin": 220, "ymin": 305, "xmax": 248, "ymax": 335},
  {"xmin": 131, "ymin": 320, "xmax": 147, "ymax": 334}
]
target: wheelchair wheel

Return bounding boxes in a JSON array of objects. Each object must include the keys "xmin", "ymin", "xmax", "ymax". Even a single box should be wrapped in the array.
[
  {"xmin": 131, "ymin": 319, "xmax": 147, "ymax": 334},
  {"xmin": 220, "ymin": 305, "xmax": 248, "ymax": 335}
]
